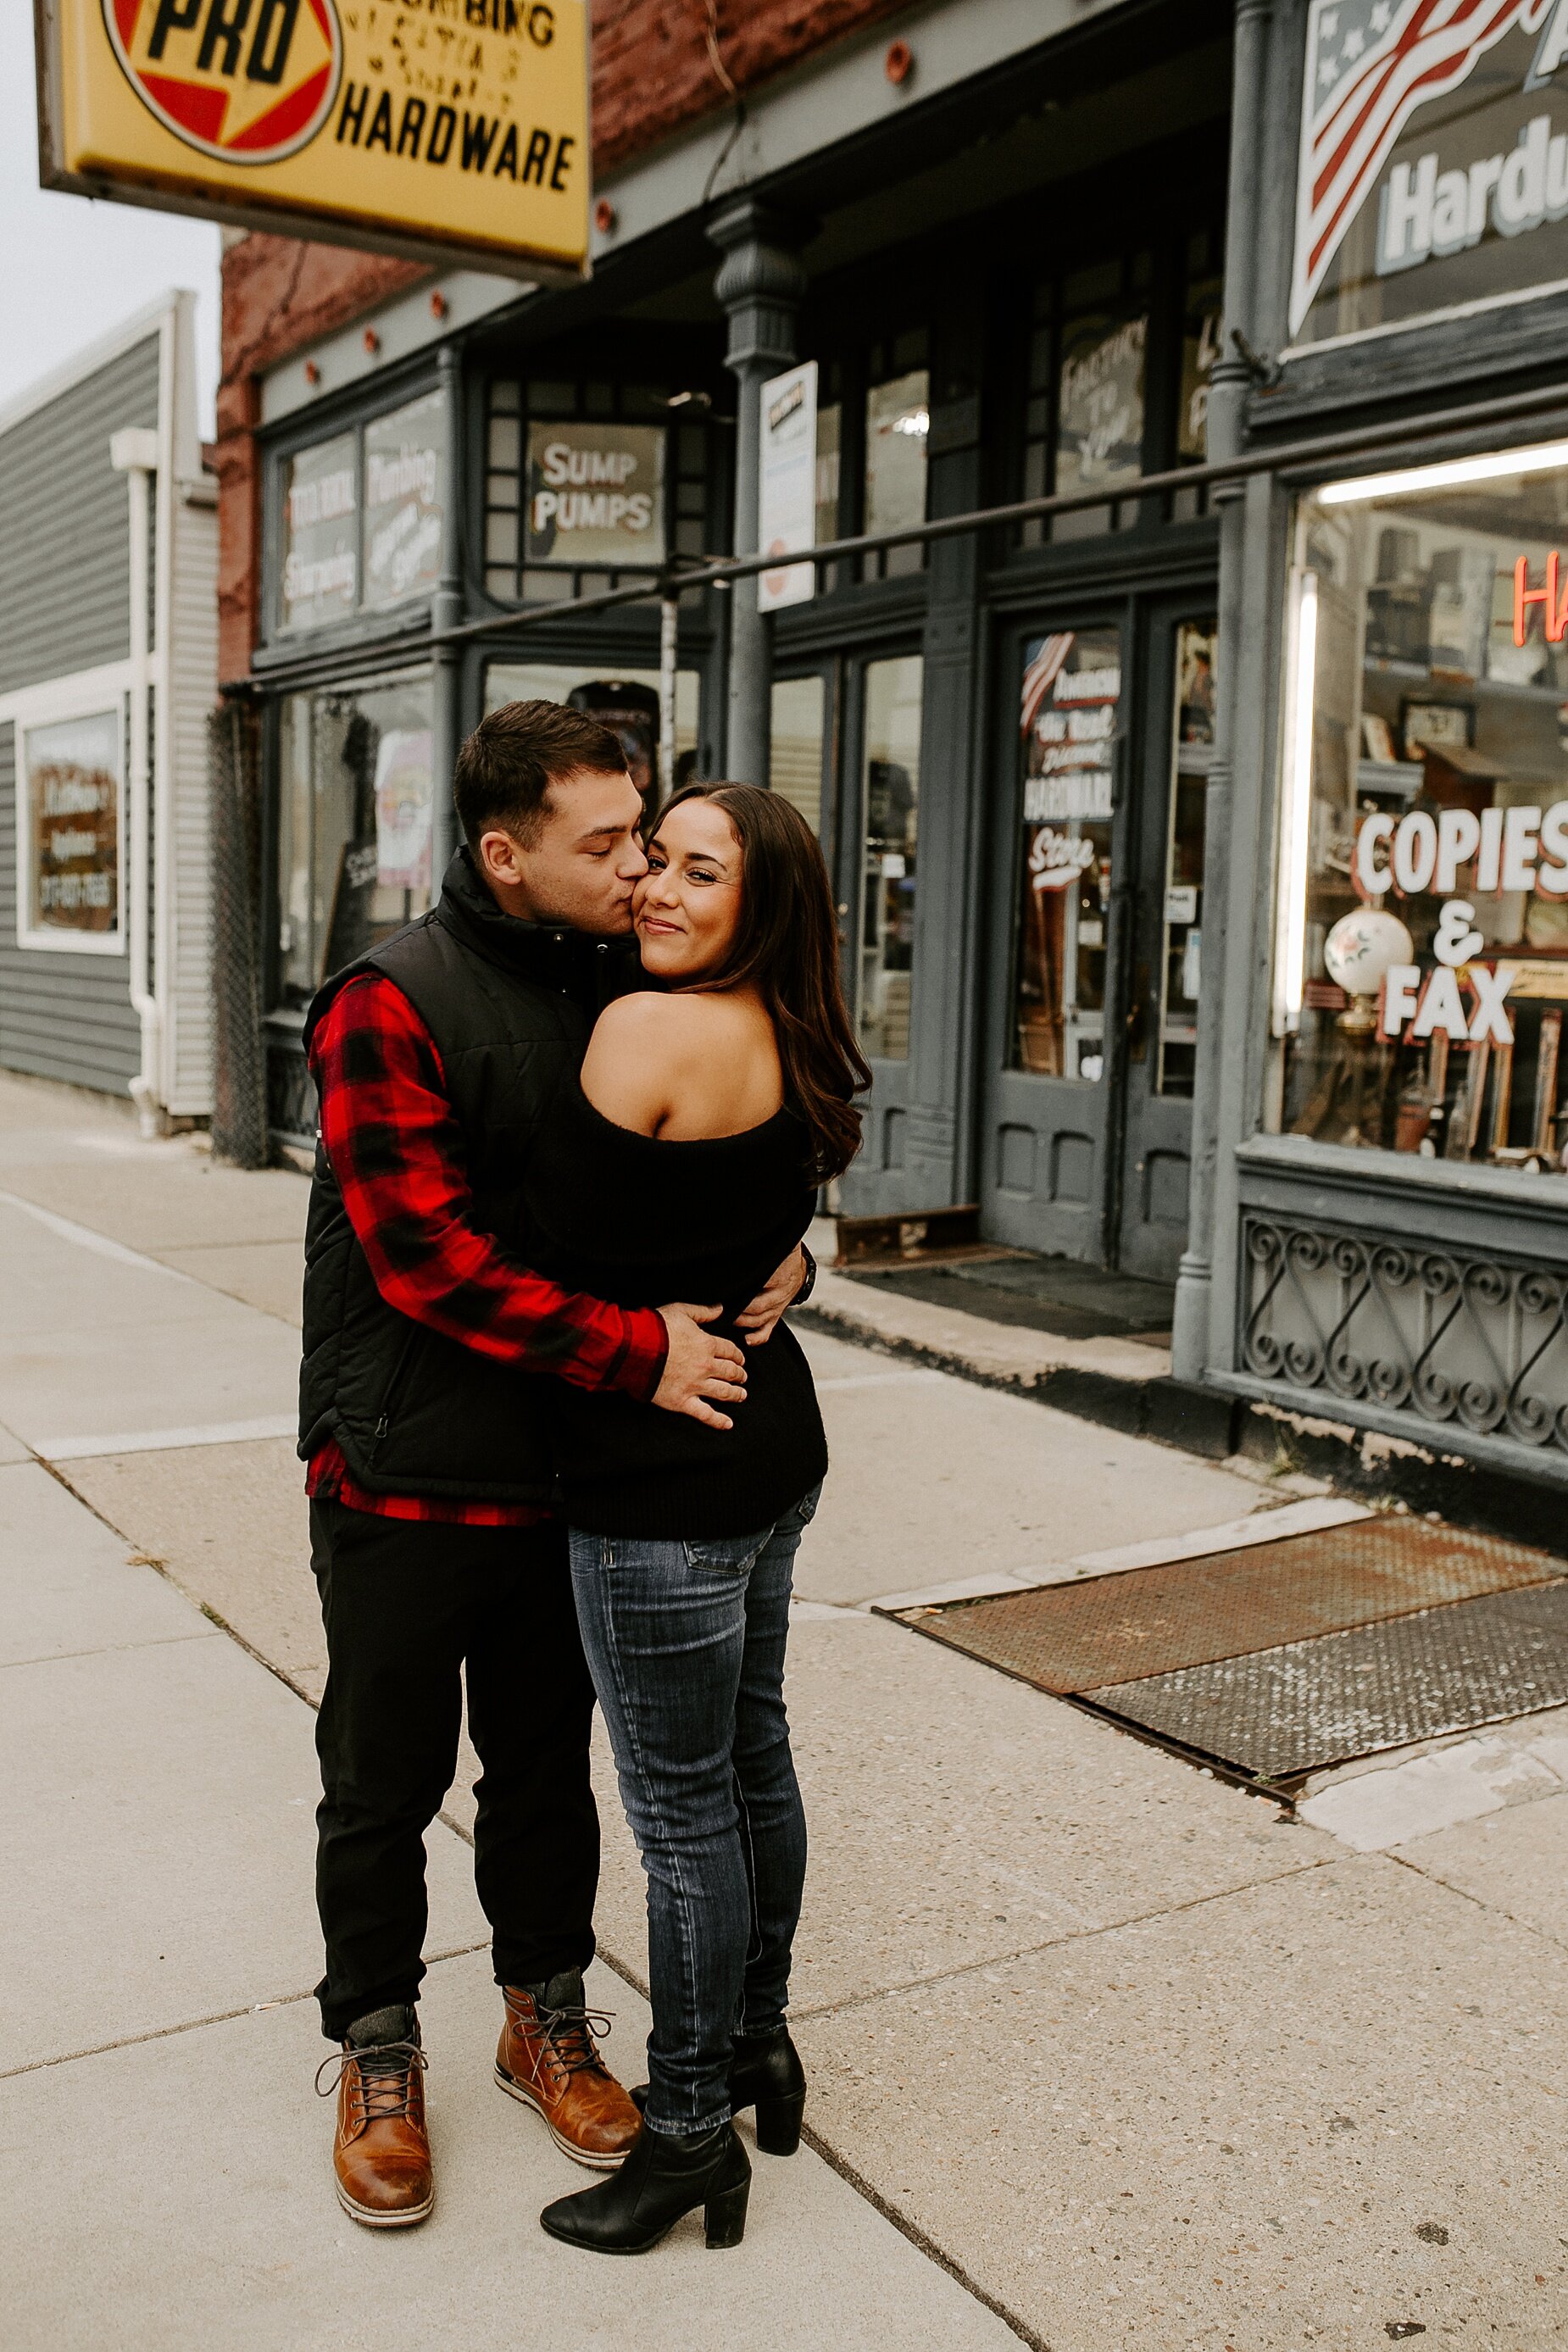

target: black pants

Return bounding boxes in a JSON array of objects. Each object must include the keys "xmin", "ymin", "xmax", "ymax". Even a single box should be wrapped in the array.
[{"xmin": 310, "ymin": 1498, "xmax": 599, "ymax": 2042}]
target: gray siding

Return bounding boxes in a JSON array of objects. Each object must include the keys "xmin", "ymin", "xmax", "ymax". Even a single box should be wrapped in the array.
[
  {"xmin": 0, "ymin": 336, "xmax": 159, "ymax": 696},
  {"xmin": 0, "ymin": 723, "xmax": 138, "ymax": 1093}
]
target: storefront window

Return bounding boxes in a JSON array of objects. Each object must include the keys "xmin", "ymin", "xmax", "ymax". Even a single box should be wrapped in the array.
[
  {"xmin": 484, "ymin": 379, "xmax": 710, "ymax": 603},
  {"xmin": 1272, "ymin": 437, "xmax": 1568, "ymax": 1173},
  {"xmin": 277, "ymin": 392, "xmax": 448, "ymax": 635},
  {"xmin": 770, "ymin": 676, "xmax": 827, "ymax": 837},
  {"xmin": 281, "ymin": 431, "xmax": 358, "ymax": 632},
  {"xmin": 275, "ymin": 672, "xmax": 434, "ymax": 1009},
  {"xmin": 361, "ymin": 392, "xmax": 446, "ymax": 612},
  {"xmin": 1157, "ymin": 623, "xmax": 1217, "ymax": 1097},
  {"xmin": 19, "ymin": 707, "xmax": 122, "ymax": 950},
  {"xmin": 1010, "ymin": 628, "xmax": 1120, "ymax": 1080},
  {"xmin": 859, "ymin": 656, "xmax": 922, "ymax": 1059},
  {"xmin": 863, "ymin": 333, "xmax": 928, "ymax": 581},
  {"xmin": 484, "ymin": 663, "xmax": 702, "ymax": 804},
  {"xmin": 1054, "ymin": 262, "xmax": 1148, "ymax": 540}
]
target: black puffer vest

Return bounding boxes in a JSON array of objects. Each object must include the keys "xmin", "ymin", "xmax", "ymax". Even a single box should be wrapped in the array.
[{"xmin": 297, "ymin": 848, "xmax": 637, "ymax": 1504}]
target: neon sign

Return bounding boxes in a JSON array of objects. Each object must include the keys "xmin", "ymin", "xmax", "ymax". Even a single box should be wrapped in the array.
[{"xmin": 1515, "ymin": 550, "xmax": 1568, "ymax": 643}]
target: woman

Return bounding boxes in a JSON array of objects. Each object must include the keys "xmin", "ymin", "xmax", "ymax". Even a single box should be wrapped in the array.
[{"xmin": 522, "ymin": 781, "xmax": 869, "ymax": 2256}]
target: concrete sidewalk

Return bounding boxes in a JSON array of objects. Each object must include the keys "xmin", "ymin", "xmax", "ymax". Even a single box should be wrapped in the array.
[{"xmin": 3, "ymin": 1070, "xmax": 1565, "ymax": 2349}]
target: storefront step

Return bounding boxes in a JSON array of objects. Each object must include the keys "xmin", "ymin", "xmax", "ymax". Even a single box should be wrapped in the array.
[{"xmin": 795, "ymin": 1259, "xmax": 1238, "ymax": 1463}]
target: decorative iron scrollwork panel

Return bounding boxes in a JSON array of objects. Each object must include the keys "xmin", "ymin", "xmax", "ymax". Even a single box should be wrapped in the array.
[{"xmin": 1242, "ymin": 1215, "xmax": 1568, "ymax": 1454}]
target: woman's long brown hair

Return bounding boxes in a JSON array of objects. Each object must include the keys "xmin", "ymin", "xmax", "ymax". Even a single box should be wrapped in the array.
[{"xmin": 648, "ymin": 782, "xmax": 871, "ymax": 1180}]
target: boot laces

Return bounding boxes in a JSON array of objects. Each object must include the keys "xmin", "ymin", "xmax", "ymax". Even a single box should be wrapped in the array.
[
  {"xmin": 533, "ymin": 1997, "xmax": 615, "ymax": 2082},
  {"xmin": 315, "ymin": 2038, "xmax": 427, "ymax": 2128}
]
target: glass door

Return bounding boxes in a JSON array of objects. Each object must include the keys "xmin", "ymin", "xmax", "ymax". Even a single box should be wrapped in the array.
[
  {"xmin": 1116, "ymin": 609, "xmax": 1216, "ymax": 1282},
  {"xmin": 979, "ymin": 620, "xmax": 1126, "ymax": 1257}
]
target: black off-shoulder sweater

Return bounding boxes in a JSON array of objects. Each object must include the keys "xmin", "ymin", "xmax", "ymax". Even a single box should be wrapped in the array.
[{"xmin": 523, "ymin": 1078, "xmax": 827, "ymax": 1537}]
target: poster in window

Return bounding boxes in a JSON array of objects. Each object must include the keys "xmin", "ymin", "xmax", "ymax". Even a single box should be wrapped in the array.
[
  {"xmin": 524, "ymin": 422, "xmax": 666, "ymax": 568},
  {"xmin": 1056, "ymin": 313, "xmax": 1147, "ymax": 497},
  {"xmin": 373, "ymin": 730, "xmax": 434, "ymax": 889},
  {"xmin": 24, "ymin": 709, "xmax": 120, "ymax": 939},
  {"xmin": 1291, "ymin": 0, "xmax": 1568, "ymax": 352},
  {"xmin": 281, "ymin": 431, "xmax": 357, "ymax": 630},
  {"xmin": 362, "ymin": 393, "xmax": 447, "ymax": 612}
]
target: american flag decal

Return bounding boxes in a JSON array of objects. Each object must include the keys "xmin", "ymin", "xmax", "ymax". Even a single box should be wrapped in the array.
[{"xmin": 1289, "ymin": 0, "xmax": 1553, "ymax": 336}]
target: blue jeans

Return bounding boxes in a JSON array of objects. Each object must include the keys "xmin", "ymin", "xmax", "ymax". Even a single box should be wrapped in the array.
[{"xmin": 568, "ymin": 1486, "xmax": 819, "ymax": 2138}]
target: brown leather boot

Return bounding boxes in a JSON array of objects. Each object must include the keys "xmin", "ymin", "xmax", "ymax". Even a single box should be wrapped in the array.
[
  {"xmin": 495, "ymin": 1970, "xmax": 640, "ymax": 2170},
  {"xmin": 318, "ymin": 2004, "xmax": 433, "ymax": 2227}
]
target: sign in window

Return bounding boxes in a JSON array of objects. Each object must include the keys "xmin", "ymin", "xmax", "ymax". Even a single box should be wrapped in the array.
[{"xmin": 22, "ymin": 709, "xmax": 121, "ymax": 948}]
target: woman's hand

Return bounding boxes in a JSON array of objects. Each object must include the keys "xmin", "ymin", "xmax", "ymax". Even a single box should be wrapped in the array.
[
  {"xmin": 653, "ymin": 1304, "xmax": 749, "ymax": 1430},
  {"xmin": 733, "ymin": 1246, "xmax": 807, "ymax": 1347}
]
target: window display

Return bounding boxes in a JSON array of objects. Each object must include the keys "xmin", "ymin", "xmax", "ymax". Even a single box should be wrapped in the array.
[
  {"xmin": 859, "ymin": 656, "xmax": 922, "ymax": 1060},
  {"xmin": 484, "ymin": 662, "xmax": 701, "ymax": 803},
  {"xmin": 862, "ymin": 333, "xmax": 929, "ymax": 581},
  {"xmin": 1272, "ymin": 437, "xmax": 1568, "ymax": 1174},
  {"xmin": 275, "ymin": 673, "xmax": 434, "ymax": 1009},
  {"xmin": 1010, "ymin": 627, "xmax": 1120, "ymax": 1081},
  {"xmin": 1157, "ymin": 623, "xmax": 1217, "ymax": 1097}
]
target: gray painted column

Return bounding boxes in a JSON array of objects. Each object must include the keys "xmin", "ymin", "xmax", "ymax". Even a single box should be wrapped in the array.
[
  {"xmin": 430, "ymin": 340, "xmax": 464, "ymax": 880},
  {"xmin": 708, "ymin": 200, "xmax": 808, "ymax": 786},
  {"xmin": 1170, "ymin": 0, "xmax": 1276, "ymax": 1382}
]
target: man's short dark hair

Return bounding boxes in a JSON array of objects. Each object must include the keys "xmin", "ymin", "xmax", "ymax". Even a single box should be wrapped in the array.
[{"xmin": 453, "ymin": 699, "xmax": 629, "ymax": 850}]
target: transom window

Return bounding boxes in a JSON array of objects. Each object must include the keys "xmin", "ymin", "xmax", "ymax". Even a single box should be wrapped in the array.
[{"xmin": 483, "ymin": 378, "xmax": 709, "ymax": 605}]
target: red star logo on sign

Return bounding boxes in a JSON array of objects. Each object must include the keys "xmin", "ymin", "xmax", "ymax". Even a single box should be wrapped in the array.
[{"xmin": 102, "ymin": 0, "xmax": 342, "ymax": 164}]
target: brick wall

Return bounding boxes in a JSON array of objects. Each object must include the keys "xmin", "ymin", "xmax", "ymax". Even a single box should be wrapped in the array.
[
  {"xmin": 219, "ymin": 0, "xmax": 909, "ymax": 674},
  {"xmin": 594, "ymin": 0, "xmax": 908, "ymax": 167}
]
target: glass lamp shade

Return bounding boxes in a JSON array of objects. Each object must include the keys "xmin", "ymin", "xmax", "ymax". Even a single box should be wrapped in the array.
[{"xmin": 1323, "ymin": 907, "xmax": 1415, "ymax": 998}]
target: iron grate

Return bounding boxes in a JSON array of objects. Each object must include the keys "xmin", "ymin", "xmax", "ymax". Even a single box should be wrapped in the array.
[
  {"xmin": 895, "ymin": 1516, "xmax": 1568, "ymax": 1784},
  {"xmin": 896, "ymin": 1517, "xmax": 1561, "ymax": 1694},
  {"xmin": 1084, "ymin": 1582, "xmax": 1568, "ymax": 1783}
]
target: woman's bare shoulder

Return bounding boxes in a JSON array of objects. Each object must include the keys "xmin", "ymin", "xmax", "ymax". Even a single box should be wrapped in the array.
[
  {"xmin": 584, "ymin": 991, "xmax": 778, "ymax": 1134},
  {"xmin": 581, "ymin": 993, "xmax": 714, "ymax": 1128}
]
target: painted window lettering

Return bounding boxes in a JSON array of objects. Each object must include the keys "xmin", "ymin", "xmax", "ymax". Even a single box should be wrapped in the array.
[{"xmin": 1291, "ymin": 0, "xmax": 1568, "ymax": 349}]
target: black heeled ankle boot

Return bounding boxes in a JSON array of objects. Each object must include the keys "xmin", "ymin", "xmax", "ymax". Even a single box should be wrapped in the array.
[
  {"xmin": 731, "ymin": 2027, "xmax": 807, "ymax": 2156},
  {"xmin": 539, "ymin": 2119, "xmax": 751, "ymax": 2255},
  {"xmin": 630, "ymin": 2027, "xmax": 807, "ymax": 2158}
]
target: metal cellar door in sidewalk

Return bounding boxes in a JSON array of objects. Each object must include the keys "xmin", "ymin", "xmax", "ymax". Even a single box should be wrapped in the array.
[{"xmin": 978, "ymin": 596, "xmax": 1216, "ymax": 1280}]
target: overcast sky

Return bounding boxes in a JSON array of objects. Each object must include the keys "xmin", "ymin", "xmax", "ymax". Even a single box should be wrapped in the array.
[{"xmin": 3, "ymin": 0, "xmax": 221, "ymax": 433}]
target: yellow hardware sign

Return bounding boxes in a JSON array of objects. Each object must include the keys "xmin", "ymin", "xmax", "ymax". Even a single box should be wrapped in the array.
[{"xmin": 35, "ymin": 0, "xmax": 588, "ymax": 280}]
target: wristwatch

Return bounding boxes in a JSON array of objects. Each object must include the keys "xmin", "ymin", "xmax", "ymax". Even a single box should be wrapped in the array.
[{"xmin": 794, "ymin": 1244, "xmax": 818, "ymax": 1306}]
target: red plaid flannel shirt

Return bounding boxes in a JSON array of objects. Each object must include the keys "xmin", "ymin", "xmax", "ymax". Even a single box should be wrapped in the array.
[{"xmin": 306, "ymin": 970, "xmax": 669, "ymax": 1526}]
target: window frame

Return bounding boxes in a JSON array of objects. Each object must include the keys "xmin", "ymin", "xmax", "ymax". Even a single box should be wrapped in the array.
[{"xmin": 6, "ymin": 666, "xmax": 130, "ymax": 958}]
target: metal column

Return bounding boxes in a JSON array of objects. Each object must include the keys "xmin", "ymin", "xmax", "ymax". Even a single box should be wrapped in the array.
[
  {"xmin": 1170, "ymin": 0, "xmax": 1276, "ymax": 1382},
  {"xmin": 708, "ymin": 199, "xmax": 808, "ymax": 786}
]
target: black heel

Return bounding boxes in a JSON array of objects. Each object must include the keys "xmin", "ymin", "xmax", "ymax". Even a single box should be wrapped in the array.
[
  {"xmin": 732, "ymin": 2028, "xmax": 807, "ymax": 2158},
  {"xmin": 753, "ymin": 2088, "xmax": 805, "ymax": 2157},
  {"xmin": 703, "ymin": 2176, "xmax": 750, "ymax": 2248},
  {"xmin": 541, "ymin": 2121, "xmax": 750, "ymax": 2255}
]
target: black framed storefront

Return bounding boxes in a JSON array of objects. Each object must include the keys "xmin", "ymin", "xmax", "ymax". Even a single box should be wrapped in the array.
[
  {"xmin": 231, "ymin": 0, "xmax": 1568, "ymax": 1507},
  {"xmin": 244, "ymin": 0, "xmax": 1236, "ymax": 1305}
]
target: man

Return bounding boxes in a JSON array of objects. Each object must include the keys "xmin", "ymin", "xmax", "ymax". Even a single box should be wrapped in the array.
[{"xmin": 300, "ymin": 701, "xmax": 810, "ymax": 2227}]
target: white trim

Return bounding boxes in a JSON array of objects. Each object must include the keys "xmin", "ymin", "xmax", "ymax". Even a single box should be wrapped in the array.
[
  {"xmin": 1281, "ymin": 271, "xmax": 1568, "ymax": 365},
  {"xmin": 10, "ymin": 682, "xmax": 131, "ymax": 959},
  {"xmin": 0, "ymin": 659, "xmax": 139, "ymax": 731},
  {"xmin": 0, "ymin": 292, "xmax": 186, "ymax": 442}
]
